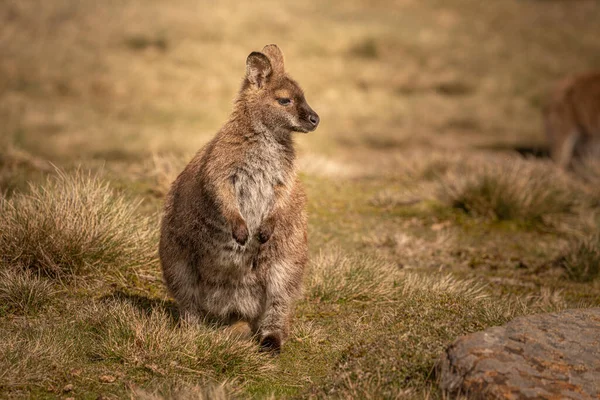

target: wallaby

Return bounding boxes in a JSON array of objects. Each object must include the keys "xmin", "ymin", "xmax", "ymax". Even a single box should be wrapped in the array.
[
  {"xmin": 544, "ymin": 72, "xmax": 600, "ymax": 168},
  {"xmin": 159, "ymin": 44, "xmax": 319, "ymax": 353}
]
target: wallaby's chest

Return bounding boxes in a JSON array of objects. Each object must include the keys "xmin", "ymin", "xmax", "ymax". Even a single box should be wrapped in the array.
[{"xmin": 233, "ymin": 142, "xmax": 287, "ymax": 231}]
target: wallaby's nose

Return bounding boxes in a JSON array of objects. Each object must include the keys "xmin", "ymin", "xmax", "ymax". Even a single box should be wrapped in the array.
[{"xmin": 308, "ymin": 113, "xmax": 320, "ymax": 127}]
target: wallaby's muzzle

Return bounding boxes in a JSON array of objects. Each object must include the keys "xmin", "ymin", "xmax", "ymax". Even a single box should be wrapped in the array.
[{"xmin": 297, "ymin": 104, "xmax": 320, "ymax": 133}]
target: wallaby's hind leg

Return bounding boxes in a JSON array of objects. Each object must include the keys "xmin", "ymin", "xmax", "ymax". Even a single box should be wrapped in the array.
[
  {"xmin": 544, "ymin": 99, "xmax": 579, "ymax": 169},
  {"xmin": 556, "ymin": 131, "xmax": 580, "ymax": 169},
  {"xmin": 255, "ymin": 255, "xmax": 305, "ymax": 353},
  {"xmin": 257, "ymin": 297, "xmax": 291, "ymax": 353}
]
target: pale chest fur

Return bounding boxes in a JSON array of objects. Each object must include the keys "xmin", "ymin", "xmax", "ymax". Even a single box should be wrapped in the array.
[{"xmin": 233, "ymin": 135, "xmax": 290, "ymax": 233}]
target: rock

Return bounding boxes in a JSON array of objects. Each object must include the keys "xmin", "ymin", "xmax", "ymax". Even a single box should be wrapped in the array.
[{"xmin": 438, "ymin": 308, "xmax": 600, "ymax": 399}]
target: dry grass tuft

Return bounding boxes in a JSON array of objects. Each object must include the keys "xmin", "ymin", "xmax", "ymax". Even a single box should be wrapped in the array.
[
  {"xmin": 573, "ymin": 157, "xmax": 600, "ymax": 203},
  {"xmin": 347, "ymin": 37, "xmax": 379, "ymax": 59},
  {"xmin": 561, "ymin": 232, "xmax": 600, "ymax": 282},
  {"xmin": 306, "ymin": 249, "xmax": 398, "ymax": 303},
  {"xmin": 401, "ymin": 273, "xmax": 488, "ymax": 303},
  {"xmin": 0, "ymin": 269, "xmax": 56, "ymax": 315},
  {"xmin": 124, "ymin": 33, "xmax": 169, "ymax": 52},
  {"xmin": 0, "ymin": 170, "xmax": 157, "ymax": 278},
  {"xmin": 84, "ymin": 300, "xmax": 273, "ymax": 381},
  {"xmin": 437, "ymin": 157, "xmax": 579, "ymax": 226}
]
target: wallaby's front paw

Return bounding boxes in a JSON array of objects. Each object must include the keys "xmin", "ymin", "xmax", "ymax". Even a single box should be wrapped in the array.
[
  {"xmin": 257, "ymin": 219, "xmax": 275, "ymax": 244},
  {"xmin": 231, "ymin": 216, "xmax": 249, "ymax": 245},
  {"xmin": 259, "ymin": 333, "xmax": 282, "ymax": 354}
]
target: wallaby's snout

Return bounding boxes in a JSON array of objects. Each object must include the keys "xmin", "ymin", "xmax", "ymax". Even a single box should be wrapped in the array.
[{"xmin": 298, "ymin": 102, "xmax": 320, "ymax": 132}]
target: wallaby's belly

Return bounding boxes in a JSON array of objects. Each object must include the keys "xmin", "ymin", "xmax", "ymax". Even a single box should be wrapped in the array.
[{"xmin": 194, "ymin": 270, "xmax": 263, "ymax": 319}]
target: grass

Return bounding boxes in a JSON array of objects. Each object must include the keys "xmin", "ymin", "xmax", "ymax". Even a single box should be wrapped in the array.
[
  {"xmin": 0, "ymin": 269, "xmax": 56, "ymax": 316},
  {"xmin": 561, "ymin": 229, "xmax": 600, "ymax": 282},
  {"xmin": 1, "ymin": 0, "xmax": 600, "ymax": 398},
  {"xmin": 347, "ymin": 37, "xmax": 379, "ymax": 59},
  {"xmin": 84, "ymin": 300, "xmax": 273, "ymax": 381},
  {"xmin": 0, "ymin": 322, "xmax": 76, "ymax": 391},
  {"xmin": 0, "ymin": 170, "xmax": 156, "ymax": 278},
  {"xmin": 307, "ymin": 249, "xmax": 398, "ymax": 303},
  {"xmin": 133, "ymin": 381, "xmax": 234, "ymax": 400},
  {"xmin": 124, "ymin": 34, "xmax": 169, "ymax": 52},
  {"xmin": 436, "ymin": 156, "xmax": 579, "ymax": 227}
]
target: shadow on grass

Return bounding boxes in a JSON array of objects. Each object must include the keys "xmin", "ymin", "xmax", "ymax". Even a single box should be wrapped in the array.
[
  {"xmin": 101, "ymin": 290, "xmax": 180, "ymax": 321},
  {"xmin": 478, "ymin": 143, "xmax": 550, "ymax": 159},
  {"xmin": 512, "ymin": 145, "xmax": 550, "ymax": 159}
]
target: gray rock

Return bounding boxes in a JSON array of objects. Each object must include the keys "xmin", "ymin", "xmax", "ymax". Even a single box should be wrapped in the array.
[{"xmin": 438, "ymin": 308, "xmax": 600, "ymax": 399}]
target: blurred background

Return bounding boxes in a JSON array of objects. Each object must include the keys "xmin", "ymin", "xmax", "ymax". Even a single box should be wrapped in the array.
[{"xmin": 2, "ymin": 0, "xmax": 599, "ymax": 170}]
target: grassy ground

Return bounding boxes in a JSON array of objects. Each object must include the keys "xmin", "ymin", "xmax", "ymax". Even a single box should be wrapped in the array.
[{"xmin": 1, "ymin": 0, "xmax": 600, "ymax": 398}]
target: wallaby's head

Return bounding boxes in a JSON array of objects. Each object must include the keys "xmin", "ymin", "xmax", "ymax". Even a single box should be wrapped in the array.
[{"xmin": 239, "ymin": 44, "xmax": 319, "ymax": 134}]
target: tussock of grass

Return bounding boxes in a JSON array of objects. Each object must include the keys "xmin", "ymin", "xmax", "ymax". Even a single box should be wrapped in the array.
[
  {"xmin": 0, "ymin": 171, "xmax": 156, "ymax": 277},
  {"xmin": 437, "ymin": 157, "xmax": 578, "ymax": 226},
  {"xmin": 573, "ymin": 157, "xmax": 600, "ymax": 203},
  {"xmin": 0, "ymin": 269, "xmax": 56, "ymax": 315},
  {"xmin": 433, "ymin": 80, "xmax": 473, "ymax": 97},
  {"xmin": 307, "ymin": 249, "xmax": 398, "ymax": 303},
  {"xmin": 347, "ymin": 37, "xmax": 379, "ymax": 59},
  {"xmin": 401, "ymin": 274, "xmax": 488, "ymax": 302},
  {"xmin": 84, "ymin": 300, "xmax": 272, "ymax": 381},
  {"xmin": 561, "ymin": 233, "xmax": 600, "ymax": 282},
  {"xmin": 124, "ymin": 34, "xmax": 169, "ymax": 52}
]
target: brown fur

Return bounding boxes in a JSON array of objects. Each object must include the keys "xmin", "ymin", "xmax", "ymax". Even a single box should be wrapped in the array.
[
  {"xmin": 544, "ymin": 72, "xmax": 600, "ymax": 168},
  {"xmin": 159, "ymin": 44, "xmax": 319, "ymax": 353}
]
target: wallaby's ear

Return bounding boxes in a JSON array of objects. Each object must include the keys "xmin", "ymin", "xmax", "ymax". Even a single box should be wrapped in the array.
[
  {"xmin": 246, "ymin": 52, "xmax": 272, "ymax": 89},
  {"xmin": 261, "ymin": 44, "xmax": 285, "ymax": 75}
]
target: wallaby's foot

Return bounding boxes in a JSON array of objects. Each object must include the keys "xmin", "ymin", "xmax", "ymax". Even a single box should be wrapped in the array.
[
  {"xmin": 259, "ymin": 332, "xmax": 282, "ymax": 354},
  {"xmin": 225, "ymin": 321, "xmax": 253, "ymax": 340}
]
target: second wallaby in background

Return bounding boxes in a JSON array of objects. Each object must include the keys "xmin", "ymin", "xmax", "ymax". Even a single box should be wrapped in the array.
[
  {"xmin": 544, "ymin": 71, "xmax": 600, "ymax": 168},
  {"xmin": 159, "ymin": 44, "xmax": 319, "ymax": 353}
]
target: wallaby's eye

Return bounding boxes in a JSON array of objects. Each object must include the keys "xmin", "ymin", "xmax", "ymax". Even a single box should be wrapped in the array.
[{"xmin": 277, "ymin": 98, "xmax": 292, "ymax": 106}]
